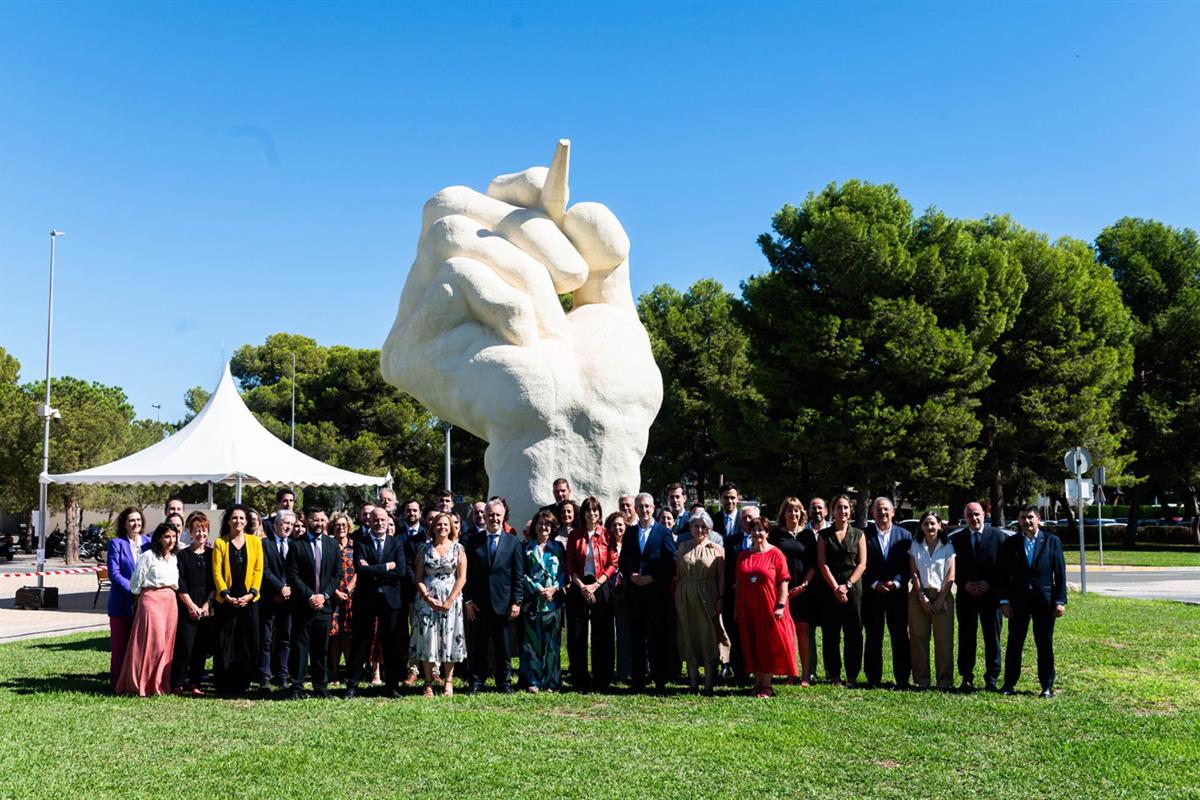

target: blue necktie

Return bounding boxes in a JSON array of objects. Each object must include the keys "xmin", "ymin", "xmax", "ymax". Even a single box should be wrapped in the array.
[
  {"xmin": 488, "ymin": 534, "xmax": 498, "ymax": 562},
  {"xmin": 639, "ymin": 527, "xmax": 649, "ymax": 552},
  {"xmin": 1025, "ymin": 536, "xmax": 1035, "ymax": 566}
]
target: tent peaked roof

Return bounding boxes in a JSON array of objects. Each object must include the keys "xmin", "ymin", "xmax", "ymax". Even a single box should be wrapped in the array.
[{"xmin": 46, "ymin": 362, "xmax": 390, "ymax": 488}]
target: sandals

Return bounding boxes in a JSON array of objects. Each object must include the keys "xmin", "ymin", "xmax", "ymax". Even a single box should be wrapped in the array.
[{"xmin": 422, "ymin": 683, "xmax": 434, "ymax": 698}]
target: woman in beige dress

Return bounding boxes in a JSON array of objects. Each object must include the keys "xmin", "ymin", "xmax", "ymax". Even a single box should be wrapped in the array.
[{"xmin": 674, "ymin": 510, "xmax": 724, "ymax": 695}]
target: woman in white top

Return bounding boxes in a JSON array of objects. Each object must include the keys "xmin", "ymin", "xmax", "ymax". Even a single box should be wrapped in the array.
[
  {"xmin": 907, "ymin": 511, "xmax": 956, "ymax": 689},
  {"xmin": 116, "ymin": 523, "xmax": 181, "ymax": 696}
]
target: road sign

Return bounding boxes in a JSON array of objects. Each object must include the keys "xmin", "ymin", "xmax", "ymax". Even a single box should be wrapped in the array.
[
  {"xmin": 1065, "ymin": 478, "xmax": 1094, "ymax": 505},
  {"xmin": 1094, "ymin": 465, "xmax": 1107, "ymax": 486},
  {"xmin": 1064, "ymin": 446, "xmax": 1091, "ymax": 475}
]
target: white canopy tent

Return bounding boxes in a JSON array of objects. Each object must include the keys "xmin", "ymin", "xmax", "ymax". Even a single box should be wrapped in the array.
[{"xmin": 45, "ymin": 363, "xmax": 390, "ymax": 501}]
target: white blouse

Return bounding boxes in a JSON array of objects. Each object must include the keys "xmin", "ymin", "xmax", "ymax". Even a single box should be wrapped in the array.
[
  {"xmin": 911, "ymin": 540, "xmax": 955, "ymax": 591},
  {"xmin": 129, "ymin": 550, "xmax": 179, "ymax": 594}
]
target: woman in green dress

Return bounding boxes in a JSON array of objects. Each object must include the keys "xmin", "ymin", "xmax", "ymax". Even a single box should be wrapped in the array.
[
  {"xmin": 520, "ymin": 510, "xmax": 567, "ymax": 692},
  {"xmin": 816, "ymin": 495, "xmax": 867, "ymax": 687}
]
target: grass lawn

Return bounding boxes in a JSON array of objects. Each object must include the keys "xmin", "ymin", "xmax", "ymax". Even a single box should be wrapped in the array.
[
  {"xmin": 1077, "ymin": 545, "xmax": 1200, "ymax": 567},
  {"xmin": 0, "ymin": 593, "xmax": 1198, "ymax": 799}
]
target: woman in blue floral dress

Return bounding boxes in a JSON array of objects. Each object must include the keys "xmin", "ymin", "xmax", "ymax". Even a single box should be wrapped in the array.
[
  {"xmin": 410, "ymin": 513, "xmax": 468, "ymax": 696},
  {"xmin": 520, "ymin": 510, "xmax": 567, "ymax": 692}
]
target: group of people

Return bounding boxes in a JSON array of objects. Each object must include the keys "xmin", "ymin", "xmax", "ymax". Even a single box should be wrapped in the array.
[{"xmin": 105, "ymin": 480, "xmax": 1068, "ymax": 700}]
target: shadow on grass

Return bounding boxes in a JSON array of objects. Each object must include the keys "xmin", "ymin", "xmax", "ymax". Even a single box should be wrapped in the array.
[
  {"xmin": 0, "ymin": 671, "xmax": 111, "ymax": 695},
  {"xmin": 33, "ymin": 637, "xmax": 108, "ymax": 653}
]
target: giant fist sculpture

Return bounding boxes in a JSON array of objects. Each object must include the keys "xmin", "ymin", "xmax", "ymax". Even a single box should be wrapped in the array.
[{"xmin": 381, "ymin": 140, "xmax": 663, "ymax": 525}]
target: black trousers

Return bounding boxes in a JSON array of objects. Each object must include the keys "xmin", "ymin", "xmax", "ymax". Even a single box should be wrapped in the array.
[
  {"xmin": 172, "ymin": 611, "xmax": 212, "ymax": 689},
  {"xmin": 862, "ymin": 587, "xmax": 911, "ymax": 686},
  {"xmin": 822, "ymin": 589, "xmax": 862, "ymax": 683},
  {"xmin": 565, "ymin": 579, "xmax": 614, "ymax": 690},
  {"xmin": 468, "ymin": 604, "xmax": 514, "ymax": 689},
  {"xmin": 289, "ymin": 607, "xmax": 332, "ymax": 691},
  {"xmin": 1003, "ymin": 595, "xmax": 1057, "ymax": 691},
  {"xmin": 957, "ymin": 592, "xmax": 1002, "ymax": 685},
  {"xmin": 627, "ymin": 584, "xmax": 672, "ymax": 690},
  {"xmin": 258, "ymin": 599, "xmax": 291, "ymax": 685},
  {"xmin": 347, "ymin": 594, "xmax": 405, "ymax": 689}
]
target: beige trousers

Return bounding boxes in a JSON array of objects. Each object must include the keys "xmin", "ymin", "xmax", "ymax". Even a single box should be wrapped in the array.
[{"xmin": 908, "ymin": 588, "xmax": 954, "ymax": 688}]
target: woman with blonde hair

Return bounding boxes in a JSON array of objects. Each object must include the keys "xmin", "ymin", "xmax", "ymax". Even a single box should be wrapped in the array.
[
  {"xmin": 410, "ymin": 512, "xmax": 468, "ymax": 696},
  {"xmin": 769, "ymin": 497, "xmax": 819, "ymax": 685},
  {"xmin": 327, "ymin": 511, "xmax": 358, "ymax": 684}
]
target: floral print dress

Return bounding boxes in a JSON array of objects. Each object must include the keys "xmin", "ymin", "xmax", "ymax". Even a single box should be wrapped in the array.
[{"xmin": 410, "ymin": 541, "xmax": 467, "ymax": 663}]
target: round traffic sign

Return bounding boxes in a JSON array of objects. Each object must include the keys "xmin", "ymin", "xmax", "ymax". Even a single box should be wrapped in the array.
[{"xmin": 1064, "ymin": 446, "xmax": 1091, "ymax": 474}]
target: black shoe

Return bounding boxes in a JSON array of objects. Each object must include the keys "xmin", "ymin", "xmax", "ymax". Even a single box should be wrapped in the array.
[
  {"xmin": 1039, "ymin": 687, "xmax": 1055, "ymax": 698},
  {"xmin": 500, "ymin": 684, "xmax": 515, "ymax": 694},
  {"xmin": 287, "ymin": 689, "xmax": 304, "ymax": 701},
  {"xmin": 893, "ymin": 682, "xmax": 910, "ymax": 692},
  {"xmin": 958, "ymin": 680, "xmax": 975, "ymax": 693},
  {"xmin": 315, "ymin": 688, "xmax": 331, "ymax": 699},
  {"xmin": 468, "ymin": 684, "xmax": 482, "ymax": 695},
  {"xmin": 387, "ymin": 686, "xmax": 402, "ymax": 699},
  {"xmin": 344, "ymin": 687, "xmax": 357, "ymax": 699},
  {"xmin": 984, "ymin": 680, "xmax": 1000, "ymax": 692},
  {"xmin": 1001, "ymin": 686, "xmax": 1017, "ymax": 696},
  {"xmin": 258, "ymin": 683, "xmax": 273, "ymax": 696}
]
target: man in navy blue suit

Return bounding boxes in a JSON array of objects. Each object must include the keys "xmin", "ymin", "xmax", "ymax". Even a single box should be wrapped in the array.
[
  {"xmin": 1000, "ymin": 504, "xmax": 1067, "ymax": 697},
  {"xmin": 950, "ymin": 501, "xmax": 1008, "ymax": 691},
  {"xmin": 619, "ymin": 492, "xmax": 677, "ymax": 692},
  {"xmin": 463, "ymin": 500, "xmax": 524, "ymax": 693},
  {"xmin": 345, "ymin": 506, "xmax": 408, "ymax": 698},
  {"xmin": 862, "ymin": 496, "xmax": 913, "ymax": 689},
  {"xmin": 258, "ymin": 508, "xmax": 295, "ymax": 693}
]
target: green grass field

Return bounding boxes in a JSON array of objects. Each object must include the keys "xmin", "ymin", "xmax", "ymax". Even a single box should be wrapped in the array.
[
  {"xmin": 1, "ymin": 593, "xmax": 1198, "ymax": 799},
  {"xmin": 1077, "ymin": 545, "xmax": 1200, "ymax": 567}
]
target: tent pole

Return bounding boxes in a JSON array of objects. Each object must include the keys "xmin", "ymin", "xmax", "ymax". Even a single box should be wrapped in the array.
[
  {"xmin": 207, "ymin": 482, "xmax": 214, "ymax": 509},
  {"xmin": 235, "ymin": 475, "xmax": 243, "ymax": 504}
]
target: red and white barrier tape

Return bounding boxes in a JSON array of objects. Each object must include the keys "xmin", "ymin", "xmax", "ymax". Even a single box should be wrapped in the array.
[{"xmin": 0, "ymin": 565, "xmax": 103, "ymax": 578}]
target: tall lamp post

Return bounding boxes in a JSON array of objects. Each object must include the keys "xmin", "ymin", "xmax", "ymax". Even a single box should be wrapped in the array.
[
  {"xmin": 36, "ymin": 230, "xmax": 65, "ymax": 598},
  {"xmin": 442, "ymin": 421, "xmax": 453, "ymax": 492}
]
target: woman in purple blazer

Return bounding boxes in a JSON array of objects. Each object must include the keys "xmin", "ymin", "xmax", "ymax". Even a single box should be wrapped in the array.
[{"xmin": 107, "ymin": 506, "xmax": 149, "ymax": 689}]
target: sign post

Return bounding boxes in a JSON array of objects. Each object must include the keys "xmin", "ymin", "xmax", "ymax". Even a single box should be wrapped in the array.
[
  {"xmin": 1094, "ymin": 466, "xmax": 1107, "ymax": 567},
  {"xmin": 1064, "ymin": 447, "xmax": 1091, "ymax": 594}
]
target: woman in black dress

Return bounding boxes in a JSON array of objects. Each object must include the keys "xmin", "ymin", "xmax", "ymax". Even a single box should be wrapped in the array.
[
  {"xmin": 212, "ymin": 505, "xmax": 264, "ymax": 694},
  {"xmin": 173, "ymin": 511, "xmax": 215, "ymax": 695},
  {"xmin": 768, "ymin": 497, "xmax": 819, "ymax": 686}
]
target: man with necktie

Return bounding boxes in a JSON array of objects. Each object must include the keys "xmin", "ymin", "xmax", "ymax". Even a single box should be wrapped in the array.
[
  {"xmin": 464, "ymin": 500, "xmax": 524, "ymax": 693},
  {"xmin": 999, "ymin": 505, "xmax": 1067, "ymax": 697},
  {"xmin": 285, "ymin": 506, "xmax": 343, "ymax": 699},
  {"xmin": 258, "ymin": 508, "xmax": 295, "ymax": 693},
  {"xmin": 618, "ymin": 492, "xmax": 677, "ymax": 693},
  {"xmin": 950, "ymin": 501, "xmax": 1007, "ymax": 691},
  {"xmin": 862, "ymin": 496, "xmax": 914, "ymax": 689},
  {"xmin": 345, "ymin": 507, "xmax": 408, "ymax": 698}
]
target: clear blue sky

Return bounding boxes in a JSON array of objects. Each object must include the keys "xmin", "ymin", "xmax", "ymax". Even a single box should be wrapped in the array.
[{"xmin": 2, "ymin": 1, "xmax": 1198, "ymax": 423}]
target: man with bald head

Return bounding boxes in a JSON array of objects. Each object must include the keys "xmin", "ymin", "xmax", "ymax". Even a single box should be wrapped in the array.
[
  {"xmin": 862, "ymin": 496, "xmax": 913, "ymax": 689},
  {"xmin": 949, "ymin": 501, "xmax": 1007, "ymax": 692}
]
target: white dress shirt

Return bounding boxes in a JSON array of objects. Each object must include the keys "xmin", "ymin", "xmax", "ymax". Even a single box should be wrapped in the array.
[
  {"xmin": 911, "ymin": 541, "xmax": 955, "ymax": 591},
  {"xmin": 130, "ymin": 550, "xmax": 179, "ymax": 594}
]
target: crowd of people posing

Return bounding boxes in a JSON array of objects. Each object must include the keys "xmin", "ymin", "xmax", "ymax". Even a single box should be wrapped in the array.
[{"xmin": 104, "ymin": 479, "xmax": 1068, "ymax": 700}]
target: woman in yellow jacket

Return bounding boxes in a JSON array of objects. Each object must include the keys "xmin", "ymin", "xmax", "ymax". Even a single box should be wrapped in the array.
[{"xmin": 211, "ymin": 504, "xmax": 264, "ymax": 694}]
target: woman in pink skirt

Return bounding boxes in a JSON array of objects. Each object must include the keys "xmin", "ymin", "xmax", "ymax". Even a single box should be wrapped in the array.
[{"xmin": 116, "ymin": 523, "xmax": 180, "ymax": 696}]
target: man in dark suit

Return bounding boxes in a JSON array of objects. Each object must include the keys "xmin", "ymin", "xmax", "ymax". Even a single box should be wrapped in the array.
[
  {"xmin": 285, "ymin": 506, "xmax": 343, "ymax": 699},
  {"xmin": 1000, "ymin": 504, "xmax": 1067, "ymax": 697},
  {"xmin": 619, "ymin": 492, "xmax": 677, "ymax": 692},
  {"xmin": 258, "ymin": 508, "xmax": 295, "ymax": 693},
  {"xmin": 862, "ymin": 496, "xmax": 914, "ymax": 689},
  {"xmin": 713, "ymin": 482, "xmax": 741, "ymax": 542},
  {"xmin": 463, "ymin": 500, "xmax": 524, "ymax": 693},
  {"xmin": 950, "ymin": 501, "xmax": 1007, "ymax": 691},
  {"xmin": 345, "ymin": 507, "xmax": 408, "ymax": 698},
  {"xmin": 721, "ymin": 503, "xmax": 759, "ymax": 683}
]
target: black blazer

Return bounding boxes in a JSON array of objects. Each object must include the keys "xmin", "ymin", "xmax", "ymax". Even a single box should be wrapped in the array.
[
  {"xmin": 863, "ymin": 523, "xmax": 914, "ymax": 590},
  {"xmin": 619, "ymin": 522, "xmax": 677, "ymax": 588},
  {"xmin": 713, "ymin": 511, "xmax": 740, "ymax": 542},
  {"xmin": 286, "ymin": 534, "xmax": 345, "ymax": 615},
  {"xmin": 950, "ymin": 525, "xmax": 1007, "ymax": 595},
  {"xmin": 723, "ymin": 528, "xmax": 749, "ymax": 601},
  {"xmin": 261, "ymin": 534, "xmax": 291, "ymax": 598},
  {"xmin": 1001, "ymin": 530, "xmax": 1067, "ymax": 609},
  {"xmin": 463, "ymin": 531, "xmax": 524, "ymax": 613},
  {"xmin": 352, "ymin": 534, "xmax": 407, "ymax": 610}
]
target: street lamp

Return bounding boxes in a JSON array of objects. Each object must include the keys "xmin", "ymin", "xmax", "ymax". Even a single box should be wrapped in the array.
[
  {"xmin": 151, "ymin": 403, "xmax": 161, "ymax": 423},
  {"xmin": 36, "ymin": 230, "xmax": 65, "ymax": 602},
  {"xmin": 442, "ymin": 420, "xmax": 453, "ymax": 492}
]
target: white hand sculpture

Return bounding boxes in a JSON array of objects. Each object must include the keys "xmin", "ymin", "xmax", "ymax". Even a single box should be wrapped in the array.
[{"xmin": 381, "ymin": 140, "xmax": 663, "ymax": 526}]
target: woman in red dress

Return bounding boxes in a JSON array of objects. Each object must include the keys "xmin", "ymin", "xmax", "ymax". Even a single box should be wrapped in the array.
[{"xmin": 736, "ymin": 516, "xmax": 798, "ymax": 697}]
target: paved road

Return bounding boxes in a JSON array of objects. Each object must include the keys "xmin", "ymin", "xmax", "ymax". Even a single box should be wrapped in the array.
[{"xmin": 1067, "ymin": 566, "xmax": 1200, "ymax": 605}]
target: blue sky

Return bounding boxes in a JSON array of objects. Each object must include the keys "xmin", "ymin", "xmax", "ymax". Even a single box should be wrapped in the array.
[{"xmin": 2, "ymin": 1, "xmax": 1198, "ymax": 422}]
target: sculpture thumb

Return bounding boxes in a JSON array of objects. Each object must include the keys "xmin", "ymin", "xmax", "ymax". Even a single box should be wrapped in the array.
[{"xmin": 540, "ymin": 139, "xmax": 570, "ymax": 224}]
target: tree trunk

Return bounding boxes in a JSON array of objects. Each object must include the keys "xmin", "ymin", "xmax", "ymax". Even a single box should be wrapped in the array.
[
  {"xmin": 989, "ymin": 464, "xmax": 1005, "ymax": 528},
  {"xmin": 1185, "ymin": 487, "xmax": 1200, "ymax": 547},
  {"xmin": 1123, "ymin": 484, "xmax": 1140, "ymax": 548},
  {"xmin": 63, "ymin": 492, "xmax": 81, "ymax": 565},
  {"xmin": 948, "ymin": 487, "xmax": 969, "ymax": 526}
]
